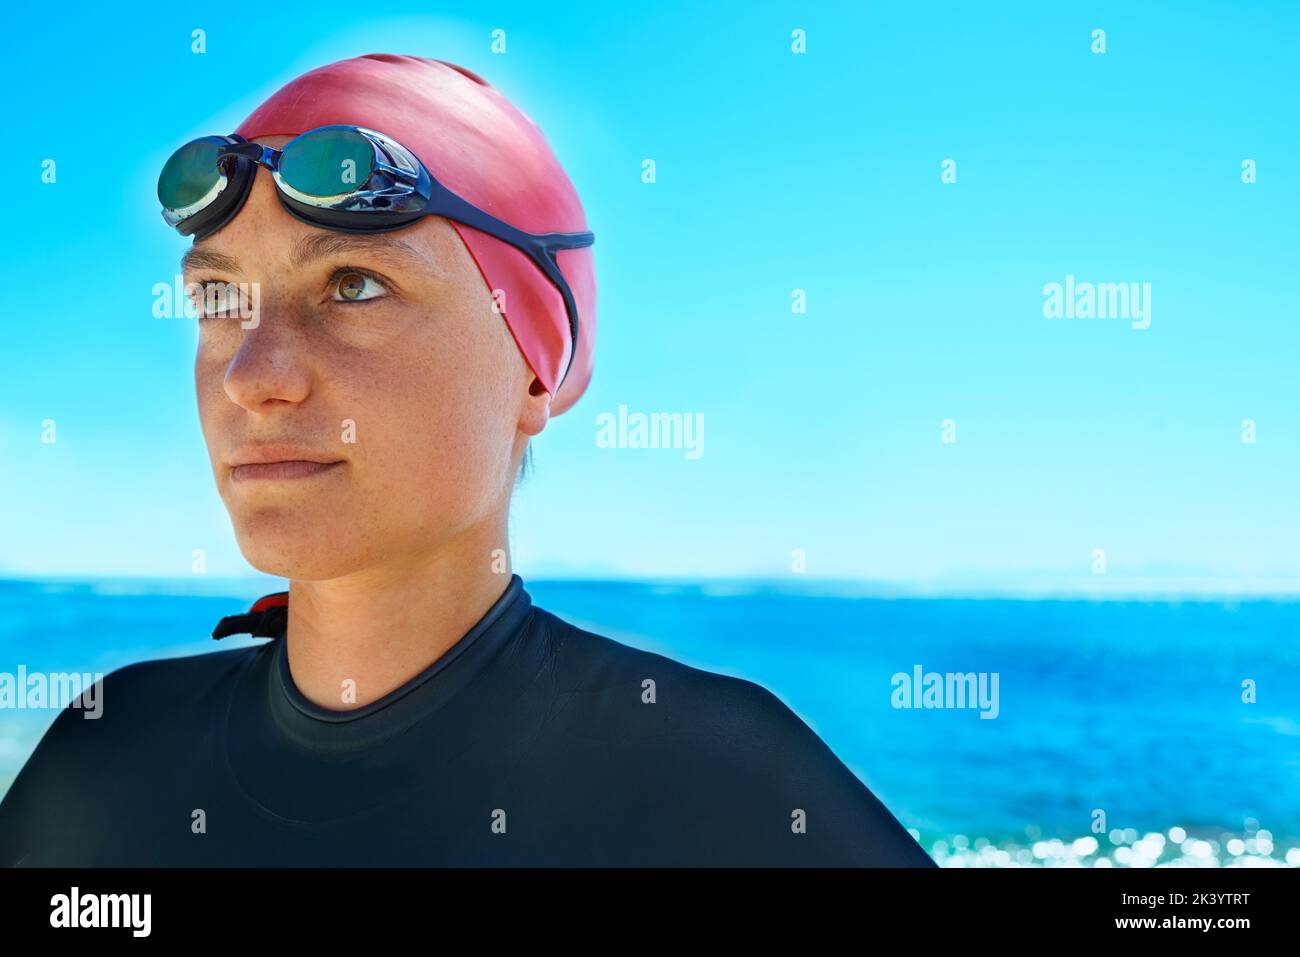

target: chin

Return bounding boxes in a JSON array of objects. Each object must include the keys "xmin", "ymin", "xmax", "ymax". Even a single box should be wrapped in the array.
[
  {"xmin": 231, "ymin": 512, "xmax": 364, "ymax": 581},
  {"xmin": 237, "ymin": 546, "xmax": 362, "ymax": 582}
]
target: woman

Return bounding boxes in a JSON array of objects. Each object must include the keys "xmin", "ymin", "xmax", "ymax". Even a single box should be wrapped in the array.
[{"xmin": 0, "ymin": 54, "xmax": 933, "ymax": 867}]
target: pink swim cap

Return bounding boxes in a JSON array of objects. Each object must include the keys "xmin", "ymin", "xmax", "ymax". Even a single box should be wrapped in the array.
[{"xmin": 234, "ymin": 53, "xmax": 596, "ymax": 416}]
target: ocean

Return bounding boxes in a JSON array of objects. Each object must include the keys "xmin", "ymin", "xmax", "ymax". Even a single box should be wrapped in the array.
[{"xmin": 2, "ymin": 577, "xmax": 1297, "ymax": 867}]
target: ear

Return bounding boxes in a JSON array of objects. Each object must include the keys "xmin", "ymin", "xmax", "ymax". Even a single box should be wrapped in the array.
[{"xmin": 519, "ymin": 372, "xmax": 551, "ymax": 438}]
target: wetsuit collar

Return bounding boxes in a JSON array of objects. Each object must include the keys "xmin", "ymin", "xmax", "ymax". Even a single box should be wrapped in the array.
[{"xmin": 223, "ymin": 575, "xmax": 536, "ymax": 757}]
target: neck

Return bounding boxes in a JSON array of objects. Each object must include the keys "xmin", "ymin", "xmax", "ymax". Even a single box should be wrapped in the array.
[{"xmin": 282, "ymin": 517, "xmax": 512, "ymax": 711}]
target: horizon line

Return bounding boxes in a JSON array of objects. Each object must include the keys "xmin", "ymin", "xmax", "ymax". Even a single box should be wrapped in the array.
[{"xmin": 2, "ymin": 571, "xmax": 1299, "ymax": 603}]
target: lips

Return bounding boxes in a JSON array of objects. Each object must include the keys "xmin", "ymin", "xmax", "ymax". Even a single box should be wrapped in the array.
[
  {"xmin": 228, "ymin": 444, "xmax": 345, "ymax": 483},
  {"xmin": 231, "ymin": 460, "xmax": 344, "ymax": 482}
]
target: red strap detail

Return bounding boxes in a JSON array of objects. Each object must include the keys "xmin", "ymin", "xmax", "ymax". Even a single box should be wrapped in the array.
[{"xmin": 249, "ymin": 592, "xmax": 289, "ymax": 614}]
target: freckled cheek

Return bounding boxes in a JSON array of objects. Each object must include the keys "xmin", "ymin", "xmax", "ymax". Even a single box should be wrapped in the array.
[
  {"xmin": 350, "ymin": 375, "xmax": 500, "ymax": 507},
  {"xmin": 194, "ymin": 340, "xmax": 233, "ymax": 395},
  {"xmin": 194, "ymin": 363, "xmax": 233, "ymax": 457}
]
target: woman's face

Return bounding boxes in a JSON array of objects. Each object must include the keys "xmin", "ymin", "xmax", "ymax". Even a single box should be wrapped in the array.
[{"xmin": 187, "ymin": 137, "xmax": 549, "ymax": 580}]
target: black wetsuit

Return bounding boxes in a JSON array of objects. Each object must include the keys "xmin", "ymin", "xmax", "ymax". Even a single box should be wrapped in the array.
[{"xmin": 0, "ymin": 576, "xmax": 934, "ymax": 866}]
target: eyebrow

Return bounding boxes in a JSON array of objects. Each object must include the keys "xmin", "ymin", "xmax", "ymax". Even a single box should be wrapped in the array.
[{"xmin": 180, "ymin": 232, "xmax": 439, "ymax": 276}]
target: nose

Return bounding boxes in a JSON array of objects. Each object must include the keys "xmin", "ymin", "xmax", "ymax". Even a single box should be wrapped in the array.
[{"xmin": 222, "ymin": 301, "xmax": 314, "ymax": 413}]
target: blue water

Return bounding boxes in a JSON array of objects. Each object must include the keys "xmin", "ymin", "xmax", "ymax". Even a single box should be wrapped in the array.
[{"xmin": 3, "ymin": 578, "xmax": 1298, "ymax": 863}]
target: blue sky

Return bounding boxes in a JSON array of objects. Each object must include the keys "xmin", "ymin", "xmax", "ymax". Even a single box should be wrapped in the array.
[{"xmin": 1, "ymin": 1, "xmax": 1297, "ymax": 594}]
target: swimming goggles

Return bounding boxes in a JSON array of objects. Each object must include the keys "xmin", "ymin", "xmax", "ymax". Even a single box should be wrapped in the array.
[{"xmin": 157, "ymin": 124, "xmax": 594, "ymax": 383}]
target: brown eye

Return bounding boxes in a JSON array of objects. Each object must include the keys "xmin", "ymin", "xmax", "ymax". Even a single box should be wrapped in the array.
[{"xmin": 334, "ymin": 271, "xmax": 386, "ymax": 302}]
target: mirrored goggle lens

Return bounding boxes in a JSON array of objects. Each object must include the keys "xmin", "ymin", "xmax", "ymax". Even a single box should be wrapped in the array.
[
  {"xmin": 278, "ymin": 128, "xmax": 377, "ymax": 197},
  {"xmin": 158, "ymin": 137, "xmax": 228, "ymax": 210}
]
